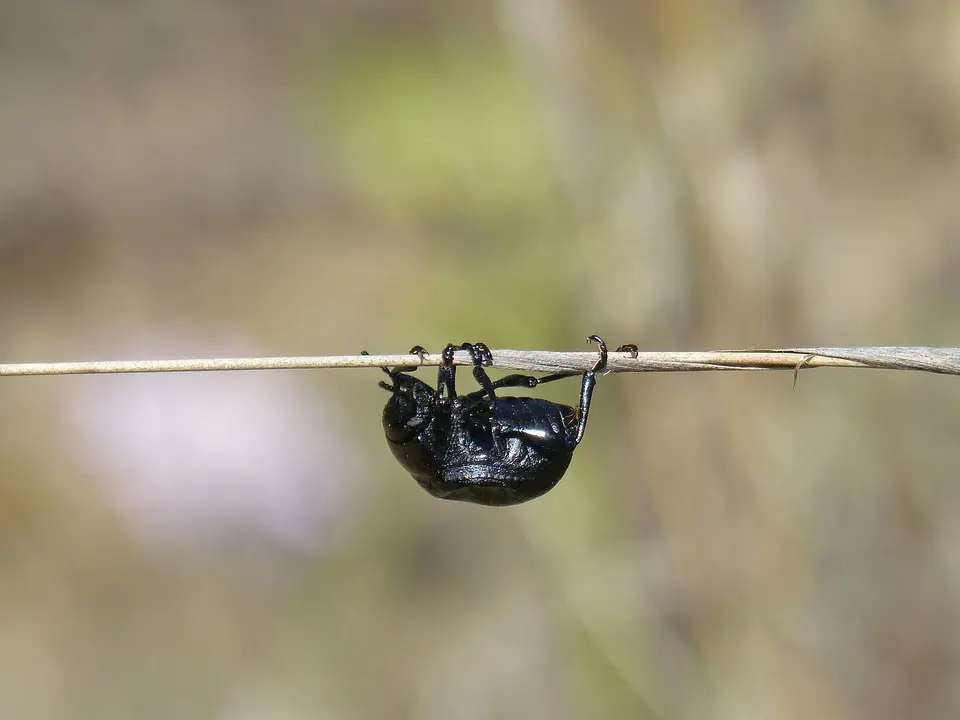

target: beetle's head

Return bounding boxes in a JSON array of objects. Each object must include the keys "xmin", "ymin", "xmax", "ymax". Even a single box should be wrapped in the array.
[{"xmin": 377, "ymin": 367, "xmax": 438, "ymax": 444}]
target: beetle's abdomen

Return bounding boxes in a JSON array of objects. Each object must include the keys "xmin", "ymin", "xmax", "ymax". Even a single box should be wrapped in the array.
[
  {"xmin": 432, "ymin": 454, "xmax": 573, "ymax": 506},
  {"xmin": 416, "ymin": 396, "xmax": 577, "ymax": 506}
]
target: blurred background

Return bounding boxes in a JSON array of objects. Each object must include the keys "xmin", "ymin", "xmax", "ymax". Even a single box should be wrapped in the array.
[{"xmin": 1, "ymin": 1, "xmax": 960, "ymax": 718}]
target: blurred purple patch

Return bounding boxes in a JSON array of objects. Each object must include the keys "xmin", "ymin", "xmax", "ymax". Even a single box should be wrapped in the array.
[{"xmin": 63, "ymin": 340, "xmax": 363, "ymax": 556}]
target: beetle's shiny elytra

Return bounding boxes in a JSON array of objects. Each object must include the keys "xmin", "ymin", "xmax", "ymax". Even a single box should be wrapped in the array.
[{"xmin": 364, "ymin": 337, "xmax": 611, "ymax": 506}]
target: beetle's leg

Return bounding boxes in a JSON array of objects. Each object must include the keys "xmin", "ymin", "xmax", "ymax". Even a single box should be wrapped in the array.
[
  {"xmin": 456, "ymin": 342, "xmax": 492, "ymax": 366},
  {"xmin": 471, "ymin": 343, "xmax": 493, "ymax": 366},
  {"xmin": 477, "ymin": 373, "xmax": 538, "ymax": 390},
  {"xmin": 458, "ymin": 342, "xmax": 499, "ymax": 401},
  {"xmin": 463, "ymin": 369, "xmax": 607, "ymax": 402},
  {"xmin": 436, "ymin": 344, "xmax": 459, "ymax": 405},
  {"xmin": 460, "ymin": 338, "xmax": 618, "ymax": 401},
  {"xmin": 467, "ymin": 334, "xmax": 610, "ymax": 395},
  {"xmin": 460, "ymin": 373, "xmax": 546, "ymax": 402},
  {"xmin": 616, "ymin": 344, "xmax": 639, "ymax": 358},
  {"xmin": 571, "ymin": 335, "xmax": 608, "ymax": 446},
  {"xmin": 388, "ymin": 345, "xmax": 428, "ymax": 373},
  {"xmin": 587, "ymin": 335, "xmax": 609, "ymax": 372},
  {"xmin": 359, "ymin": 347, "xmax": 428, "ymax": 378}
]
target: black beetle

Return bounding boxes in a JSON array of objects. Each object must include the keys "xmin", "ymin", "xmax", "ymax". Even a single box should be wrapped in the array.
[{"xmin": 364, "ymin": 336, "xmax": 616, "ymax": 506}]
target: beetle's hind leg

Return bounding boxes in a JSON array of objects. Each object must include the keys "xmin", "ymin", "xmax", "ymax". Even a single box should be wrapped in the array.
[{"xmin": 570, "ymin": 335, "xmax": 608, "ymax": 445}]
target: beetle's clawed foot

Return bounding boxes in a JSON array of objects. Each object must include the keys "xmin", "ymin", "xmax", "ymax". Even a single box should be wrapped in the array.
[
  {"xmin": 586, "ymin": 335, "xmax": 608, "ymax": 373},
  {"xmin": 616, "ymin": 344, "xmax": 639, "ymax": 359},
  {"xmin": 441, "ymin": 342, "xmax": 493, "ymax": 368},
  {"xmin": 440, "ymin": 344, "xmax": 456, "ymax": 367},
  {"xmin": 390, "ymin": 345, "xmax": 429, "ymax": 372},
  {"xmin": 390, "ymin": 345, "xmax": 430, "ymax": 373},
  {"xmin": 465, "ymin": 342, "xmax": 493, "ymax": 367}
]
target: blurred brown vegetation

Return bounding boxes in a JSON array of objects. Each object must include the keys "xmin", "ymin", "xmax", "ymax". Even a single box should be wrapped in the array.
[{"xmin": 2, "ymin": 1, "xmax": 960, "ymax": 718}]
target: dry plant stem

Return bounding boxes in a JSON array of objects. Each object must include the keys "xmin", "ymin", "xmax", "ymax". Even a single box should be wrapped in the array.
[{"xmin": 1, "ymin": 347, "xmax": 959, "ymax": 378}]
